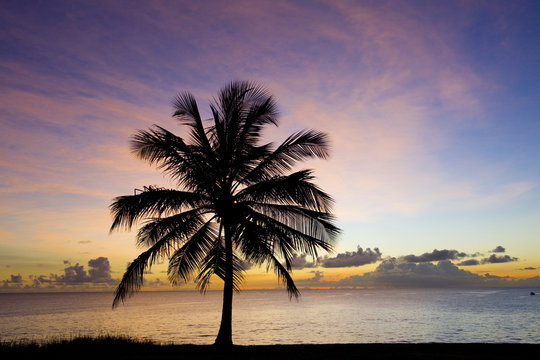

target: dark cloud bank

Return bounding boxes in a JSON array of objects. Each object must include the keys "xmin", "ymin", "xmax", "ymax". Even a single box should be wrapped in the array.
[
  {"xmin": 298, "ymin": 258, "xmax": 540, "ymax": 288},
  {"xmin": 54, "ymin": 257, "xmax": 114, "ymax": 284},
  {"xmin": 291, "ymin": 247, "xmax": 382, "ymax": 269},
  {"xmin": 2, "ymin": 246, "xmax": 537, "ymax": 290},
  {"xmin": 290, "ymin": 245, "xmax": 519, "ymax": 270},
  {"xmin": 2, "ymin": 257, "xmax": 116, "ymax": 290},
  {"xmin": 294, "ymin": 245, "xmax": 538, "ymax": 288},
  {"xmin": 322, "ymin": 247, "xmax": 382, "ymax": 268},
  {"xmin": 401, "ymin": 249, "xmax": 467, "ymax": 263},
  {"xmin": 398, "ymin": 246, "xmax": 518, "ymax": 267},
  {"xmin": 457, "ymin": 254, "xmax": 518, "ymax": 266}
]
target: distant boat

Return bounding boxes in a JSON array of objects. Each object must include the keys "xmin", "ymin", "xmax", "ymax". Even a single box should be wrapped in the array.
[{"xmin": 531, "ymin": 292, "xmax": 536, "ymax": 296}]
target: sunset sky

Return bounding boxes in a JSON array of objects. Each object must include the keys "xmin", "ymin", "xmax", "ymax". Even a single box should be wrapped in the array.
[{"xmin": 1, "ymin": 0, "xmax": 539, "ymax": 292}]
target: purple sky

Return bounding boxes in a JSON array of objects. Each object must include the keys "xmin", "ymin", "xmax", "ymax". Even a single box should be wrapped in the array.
[{"xmin": 1, "ymin": 0, "xmax": 539, "ymax": 291}]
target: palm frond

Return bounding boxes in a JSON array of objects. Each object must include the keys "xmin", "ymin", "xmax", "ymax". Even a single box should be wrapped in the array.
[
  {"xmin": 235, "ymin": 169, "xmax": 335, "ymax": 213},
  {"xmin": 240, "ymin": 129, "xmax": 329, "ymax": 184},
  {"xmin": 195, "ymin": 242, "xmax": 246, "ymax": 293},
  {"xmin": 270, "ymin": 254, "xmax": 300, "ymax": 299},
  {"xmin": 247, "ymin": 203, "xmax": 340, "ymax": 242},
  {"xmin": 112, "ymin": 236, "xmax": 174, "ymax": 308},
  {"xmin": 109, "ymin": 187, "xmax": 208, "ymax": 232},
  {"xmin": 213, "ymin": 81, "xmax": 277, "ymax": 160},
  {"xmin": 239, "ymin": 207, "xmax": 333, "ymax": 263},
  {"xmin": 131, "ymin": 126, "xmax": 218, "ymax": 193},
  {"xmin": 172, "ymin": 92, "xmax": 212, "ymax": 152},
  {"xmin": 110, "ymin": 81, "xmax": 341, "ymax": 327},
  {"xmin": 167, "ymin": 218, "xmax": 217, "ymax": 285},
  {"xmin": 237, "ymin": 227, "xmax": 299, "ymax": 299},
  {"xmin": 234, "ymin": 86, "xmax": 278, "ymax": 150},
  {"xmin": 131, "ymin": 125, "xmax": 189, "ymax": 164},
  {"xmin": 136, "ymin": 208, "xmax": 208, "ymax": 248}
]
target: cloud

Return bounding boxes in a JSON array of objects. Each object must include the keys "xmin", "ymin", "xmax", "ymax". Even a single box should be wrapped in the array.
[
  {"xmin": 146, "ymin": 277, "xmax": 164, "ymax": 287},
  {"xmin": 458, "ymin": 253, "xmax": 518, "ymax": 265},
  {"xmin": 481, "ymin": 254, "xmax": 518, "ymax": 264},
  {"xmin": 287, "ymin": 246, "xmax": 517, "ymax": 270},
  {"xmin": 352, "ymin": 259, "xmax": 487, "ymax": 288},
  {"xmin": 88, "ymin": 257, "xmax": 113, "ymax": 282},
  {"xmin": 280, "ymin": 247, "xmax": 382, "ymax": 270},
  {"xmin": 522, "ymin": 267, "xmax": 536, "ymax": 270},
  {"xmin": 54, "ymin": 257, "xmax": 114, "ymax": 284},
  {"xmin": 320, "ymin": 247, "xmax": 382, "ymax": 268},
  {"xmin": 297, "ymin": 270, "xmax": 324, "ymax": 286},
  {"xmin": 238, "ymin": 258, "xmax": 252, "ymax": 271},
  {"xmin": 491, "ymin": 246, "xmax": 506, "ymax": 253},
  {"xmin": 401, "ymin": 249, "xmax": 467, "ymax": 263},
  {"xmin": 310, "ymin": 271, "xmax": 324, "ymax": 282},
  {"xmin": 2, "ymin": 257, "xmax": 117, "ymax": 290},
  {"xmin": 290, "ymin": 254, "xmax": 316, "ymax": 270},
  {"xmin": 2, "ymin": 274, "xmax": 23, "ymax": 289},
  {"xmin": 457, "ymin": 259, "xmax": 480, "ymax": 266},
  {"xmin": 29, "ymin": 275, "xmax": 54, "ymax": 288},
  {"xmin": 9, "ymin": 274, "xmax": 22, "ymax": 283},
  {"xmin": 298, "ymin": 258, "xmax": 540, "ymax": 288},
  {"xmin": 1, "ymin": 1, "xmax": 538, "ymax": 293},
  {"xmin": 54, "ymin": 263, "xmax": 89, "ymax": 284}
]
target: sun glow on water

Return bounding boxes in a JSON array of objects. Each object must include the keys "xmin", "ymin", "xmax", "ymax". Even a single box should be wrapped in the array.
[{"xmin": 1, "ymin": 289, "xmax": 538, "ymax": 344}]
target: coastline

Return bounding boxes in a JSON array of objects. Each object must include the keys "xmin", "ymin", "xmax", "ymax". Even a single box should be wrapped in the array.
[{"xmin": 2, "ymin": 337, "xmax": 539, "ymax": 360}]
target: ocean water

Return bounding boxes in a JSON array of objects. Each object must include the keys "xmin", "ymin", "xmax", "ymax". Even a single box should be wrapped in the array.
[{"xmin": 0, "ymin": 288, "xmax": 538, "ymax": 344}]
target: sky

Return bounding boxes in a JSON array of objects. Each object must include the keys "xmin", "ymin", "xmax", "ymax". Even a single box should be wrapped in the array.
[{"xmin": 1, "ymin": 0, "xmax": 540, "ymax": 293}]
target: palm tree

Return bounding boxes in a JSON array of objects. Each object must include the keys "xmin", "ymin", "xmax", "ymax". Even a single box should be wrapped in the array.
[{"xmin": 109, "ymin": 80, "xmax": 340, "ymax": 346}]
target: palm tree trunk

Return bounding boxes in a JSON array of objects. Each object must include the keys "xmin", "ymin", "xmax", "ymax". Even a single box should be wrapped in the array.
[
  {"xmin": 215, "ymin": 276, "xmax": 233, "ymax": 346},
  {"xmin": 214, "ymin": 225, "xmax": 234, "ymax": 346}
]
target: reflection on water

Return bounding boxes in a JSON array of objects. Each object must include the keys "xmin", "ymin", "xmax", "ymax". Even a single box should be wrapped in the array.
[{"xmin": 0, "ymin": 288, "xmax": 538, "ymax": 344}]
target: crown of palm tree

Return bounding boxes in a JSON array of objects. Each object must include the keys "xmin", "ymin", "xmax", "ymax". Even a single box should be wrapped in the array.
[{"xmin": 109, "ymin": 80, "xmax": 340, "ymax": 344}]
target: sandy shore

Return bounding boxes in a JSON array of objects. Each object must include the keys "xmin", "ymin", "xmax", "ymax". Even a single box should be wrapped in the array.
[{"xmin": 2, "ymin": 337, "xmax": 539, "ymax": 360}]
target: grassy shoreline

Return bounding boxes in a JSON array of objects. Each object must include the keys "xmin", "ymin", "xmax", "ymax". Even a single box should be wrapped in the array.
[{"xmin": 2, "ymin": 336, "xmax": 539, "ymax": 360}]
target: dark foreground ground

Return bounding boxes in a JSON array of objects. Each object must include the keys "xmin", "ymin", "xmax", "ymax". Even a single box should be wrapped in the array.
[{"xmin": 2, "ymin": 336, "xmax": 539, "ymax": 360}]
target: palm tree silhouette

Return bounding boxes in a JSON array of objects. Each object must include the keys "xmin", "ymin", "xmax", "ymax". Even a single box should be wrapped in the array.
[{"xmin": 109, "ymin": 81, "xmax": 340, "ymax": 346}]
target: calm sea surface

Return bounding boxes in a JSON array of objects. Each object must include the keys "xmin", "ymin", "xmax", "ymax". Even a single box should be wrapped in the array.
[{"xmin": 1, "ymin": 288, "xmax": 538, "ymax": 344}]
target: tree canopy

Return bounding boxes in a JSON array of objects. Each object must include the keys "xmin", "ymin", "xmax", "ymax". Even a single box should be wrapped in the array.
[{"xmin": 109, "ymin": 81, "xmax": 340, "ymax": 345}]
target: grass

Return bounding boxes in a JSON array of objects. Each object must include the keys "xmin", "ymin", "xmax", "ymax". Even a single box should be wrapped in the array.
[{"xmin": 1, "ymin": 335, "xmax": 539, "ymax": 360}]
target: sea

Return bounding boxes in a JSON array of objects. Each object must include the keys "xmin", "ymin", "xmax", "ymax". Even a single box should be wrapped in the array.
[{"xmin": 1, "ymin": 288, "xmax": 538, "ymax": 344}]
